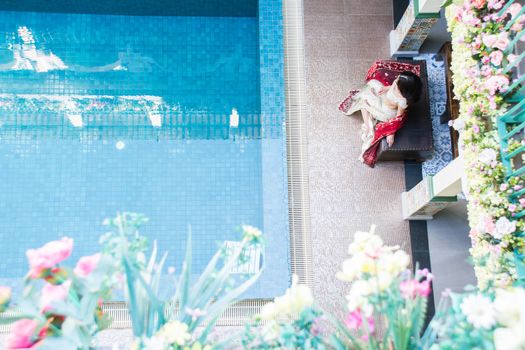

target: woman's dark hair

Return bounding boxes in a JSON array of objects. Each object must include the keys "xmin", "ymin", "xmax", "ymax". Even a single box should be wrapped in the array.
[{"xmin": 397, "ymin": 71, "xmax": 422, "ymax": 106}]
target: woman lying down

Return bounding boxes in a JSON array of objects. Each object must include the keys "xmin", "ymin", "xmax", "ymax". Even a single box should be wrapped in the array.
[{"xmin": 339, "ymin": 61, "xmax": 422, "ymax": 168}]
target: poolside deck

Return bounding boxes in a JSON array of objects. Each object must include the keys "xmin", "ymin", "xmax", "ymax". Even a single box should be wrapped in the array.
[{"xmin": 303, "ymin": 0, "xmax": 411, "ymax": 316}]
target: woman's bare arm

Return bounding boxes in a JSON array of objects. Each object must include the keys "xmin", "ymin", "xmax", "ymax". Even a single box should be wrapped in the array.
[{"xmin": 396, "ymin": 105, "xmax": 405, "ymax": 116}]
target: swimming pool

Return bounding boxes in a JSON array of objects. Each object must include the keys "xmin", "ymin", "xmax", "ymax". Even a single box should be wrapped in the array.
[{"xmin": 0, "ymin": 0, "xmax": 289, "ymax": 299}]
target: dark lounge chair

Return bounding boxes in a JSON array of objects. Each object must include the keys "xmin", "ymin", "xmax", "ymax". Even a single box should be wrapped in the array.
[{"xmin": 376, "ymin": 60, "xmax": 433, "ymax": 162}]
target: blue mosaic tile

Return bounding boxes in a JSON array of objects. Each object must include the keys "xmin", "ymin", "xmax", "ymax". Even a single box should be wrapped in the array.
[
  {"xmin": 416, "ymin": 54, "xmax": 454, "ymax": 177},
  {"xmin": 0, "ymin": 0, "xmax": 290, "ymax": 299}
]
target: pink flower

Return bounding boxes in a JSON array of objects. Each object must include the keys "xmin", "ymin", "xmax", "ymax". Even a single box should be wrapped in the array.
[
  {"xmin": 485, "ymin": 217, "xmax": 496, "ymax": 234},
  {"xmin": 490, "ymin": 50, "xmax": 504, "ymax": 66},
  {"xmin": 40, "ymin": 281, "xmax": 71, "ymax": 312},
  {"xmin": 26, "ymin": 237, "xmax": 73, "ymax": 278},
  {"xmin": 519, "ymin": 198, "xmax": 525, "ymax": 206},
  {"xmin": 509, "ymin": 204, "xmax": 517, "ymax": 212},
  {"xmin": 400, "ymin": 279, "xmax": 432, "ymax": 299},
  {"xmin": 74, "ymin": 253, "xmax": 101, "ymax": 277},
  {"xmin": 472, "ymin": 0, "xmax": 486, "ymax": 9},
  {"xmin": 417, "ymin": 280, "xmax": 432, "ymax": 297},
  {"xmin": 473, "ymin": 36, "xmax": 482, "ymax": 50},
  {"xmin": 482, "ymin": 34, "xmax": 497, "ymax": 48},
  {"xmin": 493, "ymin": 32, "xmax": 510, "ymax": 51},
  {"xmin": 488, "ymin": 0, "xmax": 503, "ymax": 10},
  {"xmin": 400, "ymin": 280, "xmax": 419, "ymax": 299},
  {"xmin": 500, "ymin": 184, "xmax": 509, "ymax": 191},
  {"xmin": 512, "ymin": 22, "xmax": 524, "ymax": 32},
  {"xmin": 506, "ymin": 3, "xmax": 523, "ymax": 19},
  {"xmin": 6, "ymin": 319, "xmax": 45, "ymax": 349},
  {"xmin": 344, "ymin": 310, "xmax": 375, "ymax": 337},
  {"xmin": 485, "ymin": 75, "xmax": 510, "ymax": 95},
  {"xmin": 462, "ymin": 12, "xmax": 481, "ymax": 26}
]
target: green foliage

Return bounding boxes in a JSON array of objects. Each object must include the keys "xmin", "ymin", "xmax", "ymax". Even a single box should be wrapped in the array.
[{"xmin": 102, "ymin": 213, "xmax": 265, "ymax": 347}]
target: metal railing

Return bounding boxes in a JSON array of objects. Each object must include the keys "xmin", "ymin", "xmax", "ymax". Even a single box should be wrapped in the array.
[{"xmin": 497, "ymin": 0, "xmax": 525, "ymax": 224}]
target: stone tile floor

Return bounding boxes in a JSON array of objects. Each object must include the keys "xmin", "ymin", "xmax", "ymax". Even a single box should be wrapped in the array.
[{"xmin": 303, "ymin": 0, "xmax": 411, "ymax": 317}]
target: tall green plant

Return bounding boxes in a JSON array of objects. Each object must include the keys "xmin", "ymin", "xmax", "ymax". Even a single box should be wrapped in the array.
[{"xmin": 101, "ymin": 213, "xmax": 265, "ymax": 348}]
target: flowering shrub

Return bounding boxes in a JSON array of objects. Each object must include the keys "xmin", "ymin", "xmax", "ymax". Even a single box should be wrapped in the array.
[
  {"xmin": 0, "ymin": 219, "xmax": 456, "ymax": 349},
  {"xmin": 0, "ymin": 213, "xmax": 264, "ymax": 349},
  {"xmin": 0, "ymin": 236, "xmax": 117, "ymax": 348},
  {"xmin": 423, "ymin": 281, "xmax": 525, "ymax": 350},
  {"xmin": 446, "ymin": 0, "xmax": 525, "ymax": 290},
  {"xmin": 240, "ymin": 226, "xmax": 431, "ymax": 350}
]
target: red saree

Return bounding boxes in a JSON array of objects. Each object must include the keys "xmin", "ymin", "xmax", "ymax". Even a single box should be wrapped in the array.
[{"xmin": 339, "ymin": 60, "xmax": 421, "ymax": 167}]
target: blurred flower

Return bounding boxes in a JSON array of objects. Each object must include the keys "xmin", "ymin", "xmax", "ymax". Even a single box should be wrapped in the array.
[
  {"xmin": 485, "ymin": 75, "xmax": 510, "ymax": 95},
  {"xmin": 40, "ymin": 280, "xmax": 71, "ymax": 312},
  {"xmin": 142, "ymin": 335, "xmax": 168, "ymax": 350},
  {"xmin": 488, "ymin": 0, "xmax": 503, "ymax": 10},
  {"xmin": 460, "ymin": 294, "xmax": 496, "ymax": 329},
  {"xmin": 74, "ymin": 253, "xmax": 101, "ymax": 277},
  {"xmin": 472, "ymin": 0, "xmax": 486, "ymax": 9},
  {"xmin": 489, "ymin": 50, "xmax": 503, "ymax": 66},
  {"xmin": 242, "ymin": 225, "xmax": 262, "ymax": 242},
  {"xmin": 494, "ymin": 327, "xmax": 525, "ymax": 350},
  {"xmin": 493, "ymin": 289, "xmax": 525, "ymax": 349},
  {"xmin": 0, "ymin": 286, "xmax": 11, "ymax": 312},
  {"xmin": 344, "ymin": 309, "xmax": 375, "ymax": 337},
  {"xmin": 400, "ymin": 278, "xmax": 432, "ymax": 299},
  {"xmin": 493, "ymin": 217, "xmax": 516, "ymax": 239},
  {"xmin": 185, "ymin": 307, "xmax": 206, "ymax": 322},
  {"xmin": 348, "ymin": 225, "xmax": 382, "ymax": 256},
  {"xmin": 26, "ymin": 237, "xmax": 73, "ymax": 279},
  {"xmin": 259, "ymin": 275, "xmax": 313, "ymax": 320},
  {"xmin": 260, "ymin": 301, "xmax": 280, "ymax": 321},
  {"xmin": 6, "ymin": 319, "xmax": 46, "ymax": 349},
  {"xmin": 506, "ymin": 3, "xmax": 523, "ymax": 18},
  {"xmin": 157, "ymin": 320, "xmax": 191, "ymax": 346}
]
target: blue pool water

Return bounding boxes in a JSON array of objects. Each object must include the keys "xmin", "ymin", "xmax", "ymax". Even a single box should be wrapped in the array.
[{"xmin": 0, "ymin": 1, "xmax": 289, "ymax": 298}]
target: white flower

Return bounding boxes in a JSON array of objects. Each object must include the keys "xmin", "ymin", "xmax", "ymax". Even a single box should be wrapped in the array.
[
  {"xmin": 451, "ymin": 119, "xmax": 466, "ymax": 131},
  {"xmin": 368, "ymin": 272, "xmax": 393, "ymax": 293},
  {"xmin": 460, "ymin": 294, "xmax": 496, "ymax": 329},
  {"xmin": 346, "ymin": 280, "xmax": 371, "ymax": 313},
  {"xmin": 260, "ymin": 301, "xmax": 280, "ymax": 321},
  {"xmin": 494, "ymin": 288, "xmax": 525, "ymax": 327},
  {"xmin": 336, "ymin": 258, "xmax": 360, "ymax": 282},
  {"xmin": 157, "ymin": 320, "xmax": 191, "ymax": 346},
  {"xmin": 259, "ymin": 275, "xmax": 313, "ymax": 320},
  {"xmin": 242, "ymin": 225, "xmax": 262, "ymax": 240},
  {"xmin": 494, "ymin": 217, "xmax": 516, "ymax": 239},
  {"xmin": 493, "ymin": 288, "xmax": 525, "ymax": 348},
  {"xmin": 142, "ymin": 335, "xmax": 168, "ymax": 350},
  {"xmin": 494, "ymin": 326, "xmax": 525, "ymax": 350},
  {"xmin": 348, "ymin": 225, "xmax": 382, "ymax": 255},
  {"xmin": 276, "ymin": 277, "xmax": 314, "ymax": 315},
  {"xmin": 479, "ymin": 148, "xmax": 498, "ymax": 165},
  {"xmin": 380, "ymin": 250, "xmax": 410, "ymax": 276}
]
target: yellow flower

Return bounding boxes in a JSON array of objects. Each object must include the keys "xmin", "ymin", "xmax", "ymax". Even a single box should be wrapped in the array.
[{"xmin": 0, "ymin": 286, "xmax": 11, "ymax": 312}]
